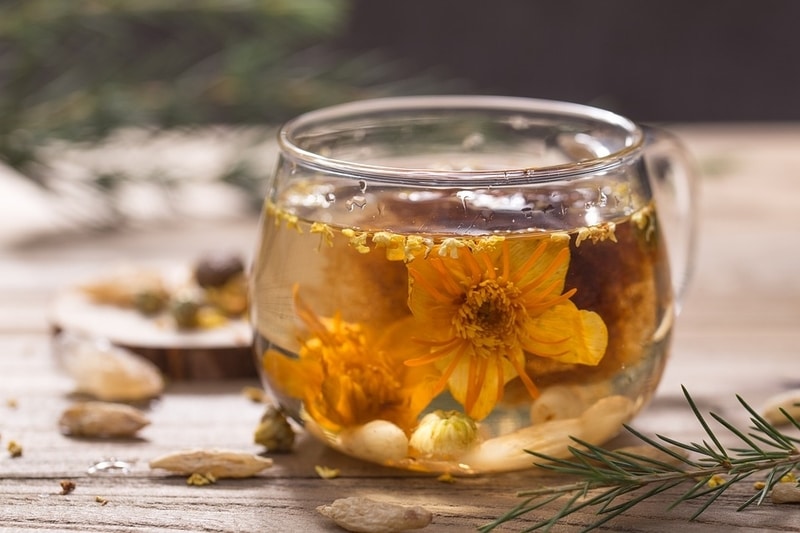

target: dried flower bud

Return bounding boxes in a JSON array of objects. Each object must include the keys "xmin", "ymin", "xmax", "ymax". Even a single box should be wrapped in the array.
[
  {"xmin": 253, "ymin": 405, "xmax": 295, "ymax": 452},
  {"xmin": 409, "ymin": 410, "xmax": 479, "ymax": 459}
]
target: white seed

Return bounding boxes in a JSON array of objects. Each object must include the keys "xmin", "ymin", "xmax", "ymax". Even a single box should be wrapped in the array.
[
  {"xmin": 338, "ymin": 420, "xmax": 409, "ymax": 464},
  {"xmin": 759, "ymin": 389, "xmax": 800, "ymax": 426},
  {"xmin": 461, "ymin": 395, "xmax": 634, "ymax": 472},
  {"xmin": 55, "ymin": 334, "xmax": 164, "ymax": 402},
  {"xmin": 59, "ymin": 401, "xmax": 150, "ymax": 438},
  {"xmin": 317, "ymin": 496, "xmax": 432, "ymax": 533},
  {"xmin": 771, "ymin": 482, "xmax": 800, "ymax": 504},
  {"xmin": 529, "ymin": 381, "xmax": 612, "ymax": 423},
  {"xmin": 149, "ymin": 449, "xmax": 272, "ymax": 478}
]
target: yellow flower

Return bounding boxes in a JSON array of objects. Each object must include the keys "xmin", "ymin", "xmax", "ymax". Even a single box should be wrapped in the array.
[
  {"xmin": 405, "ymin": 236, "xmax": 608, "ymax": 420},
  {"xmin": 263, "ymin": 287, "xmax": 435, "ymax": 433}
]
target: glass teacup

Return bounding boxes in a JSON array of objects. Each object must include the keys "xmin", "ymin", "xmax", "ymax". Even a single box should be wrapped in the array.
[{"xmin": 250, "ymin": 96, "xmax": 696, "ymax": 473}]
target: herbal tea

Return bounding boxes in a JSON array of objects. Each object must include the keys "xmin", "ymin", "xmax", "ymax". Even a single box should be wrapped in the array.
[{"xmin": 251, "ymin": 185, "xmax": 674, "ymax": 473}]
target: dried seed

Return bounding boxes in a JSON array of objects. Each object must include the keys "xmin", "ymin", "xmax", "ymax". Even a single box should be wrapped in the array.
[
  {"xmin": 771, "ymin": 482, "xmax": 800, "ymax": 504},
  {"xmin": 56, "ymin": 334, "xmax": 164, "ymax": 402},
  {"xmin": 760, "ymin": 389, "xmax": 800, "ymax": 426},
  {"xmin": 529, "ymin": 382, "xmax": 612, "ymax": 423},
  {"xmin": 149, "ymin": 449, "xmax": 272, "ymax": 478},
  {"xmin": 80, "ymin": 269, "xmax": 167, "ymax": 308},
  {"xmin": 59, "ymin": 401, "xmax": 150, "ymax": 438},
  {"xmin": 461, "ymin": 395, "xmax": 634, "ymax": 472},
  {"xmin": 317, "ymin": 496, "xmax": 433, "ymax": 533},
  {"xmin": 95, "ymin": 496, "xmax": 109, "ymax": 506},
  {"xmin": 338, "ymin": 420, "xmax": 409, "ymax": 464}
]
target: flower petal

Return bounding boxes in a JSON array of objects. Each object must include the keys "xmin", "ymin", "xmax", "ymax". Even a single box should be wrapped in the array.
[
  {"xmin": 521, "ymin": 302, "xmax": 608, "ymax": 365},
  {"xmin": 507, "ymin": 238, "xmax": 569, "ymax": 300},
  {"xmin": 446, "ymin": 351, "xmax": 518, "ymax": 420}
]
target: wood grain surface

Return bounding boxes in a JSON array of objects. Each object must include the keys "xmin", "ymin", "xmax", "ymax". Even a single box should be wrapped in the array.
[{"xmin": 1, "ymin": 125, "xmax": 799, "ymax": 532}]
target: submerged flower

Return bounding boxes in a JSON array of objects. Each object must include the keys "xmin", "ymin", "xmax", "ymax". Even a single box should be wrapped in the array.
[
  {"xmin": 405, "ymin": 236, "xmax": 608, "ymax": 420},
  {"xmin": 263, "ymin": 287, "xmax": 435, "ymax": 433}
]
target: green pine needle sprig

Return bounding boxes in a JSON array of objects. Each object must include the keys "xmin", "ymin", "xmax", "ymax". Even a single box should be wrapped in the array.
[{"xmin": 480, "ymin": 386, "xmax": 800, "ymax": 532}]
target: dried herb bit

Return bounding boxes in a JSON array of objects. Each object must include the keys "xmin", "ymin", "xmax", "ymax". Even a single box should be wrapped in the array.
[
  {"xmin": 253, "ymin": 405, "xmax": 295, "ymax": 452},
  {"xmin": 7, "ymin": 440, "xmax": 22, "ymax": 458},
  {"xmin": 59, "ymin": 480, "xmax": 76, "ymax": 495},
  {"xmin": 481, "ymin": 386, "xmax": 800, "ymax": 532},
  {"xmin": 241, "ymin": 386, "xmax": 266, "ymax": 403},
  {"xmin": 315, "ymin": 465, "xmax": 341, "ymax": 479},
  {"xmin": 187, "ymin": 472, "xmax": 217, "ymax": 486}
]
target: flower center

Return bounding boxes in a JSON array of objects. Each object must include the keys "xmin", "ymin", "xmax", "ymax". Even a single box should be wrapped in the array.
[{"xmin": 454, "ymin": 279, "xmax": 522, "ymax": 353}]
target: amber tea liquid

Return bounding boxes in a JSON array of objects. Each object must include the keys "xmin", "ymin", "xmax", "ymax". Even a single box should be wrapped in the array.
[{"xmin": 251, "ymin": 184, "xmax": 674, "ymax": 473}]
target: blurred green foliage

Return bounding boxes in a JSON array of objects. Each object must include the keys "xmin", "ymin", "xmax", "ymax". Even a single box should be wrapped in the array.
[{"xmin": 0, "ymin": 0, "xmax": 451, "ymax": 189}]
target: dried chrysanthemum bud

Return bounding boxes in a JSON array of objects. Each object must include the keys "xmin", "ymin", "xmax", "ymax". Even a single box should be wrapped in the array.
[
  {"xmin": 59, "ymin": 401, "xmax": 150, "ymax": 438},
  {"xmin": 170, "ymin": 289, "xmax": 204, "ymax": 329},
  {"xmin": 132, "ymin": 288, "xmax": 169, "ymax": 315},
  {"xmin": 317, "ymin": 496, "xmax": 432, "ymax": 533},
  {"xmin": 149, "ymin": 449, "xmax": 272, "ymax": 479},
  {"xmin": 409, "ymin": 410, "xmax": 479, "ymax": 459},
  {"xmin": 253, "ymin": 405, "xmax": 295, "ymax": 452},
  {"xmin": 7, "ymin": 440, "xmax": 22, "ymax": 458}
]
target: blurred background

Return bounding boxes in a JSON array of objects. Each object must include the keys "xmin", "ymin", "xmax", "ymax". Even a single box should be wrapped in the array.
[{"xmin": 2, "ymin": 0, "xmax": 798, "ymax": 244}]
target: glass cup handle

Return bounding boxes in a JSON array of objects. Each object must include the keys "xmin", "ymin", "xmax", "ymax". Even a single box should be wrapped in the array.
[{"xmin": 642, "ymin": 126, "xmax": 699, "ymax": 312}]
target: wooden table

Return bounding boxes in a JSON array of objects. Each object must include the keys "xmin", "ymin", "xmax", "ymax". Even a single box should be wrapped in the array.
[{"xmin": 1, "ymin": 125, "xmax": 799, "ymax": 532}]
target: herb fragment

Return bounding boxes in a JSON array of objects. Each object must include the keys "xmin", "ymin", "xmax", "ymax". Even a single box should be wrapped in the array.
[
  {"xmin": 7, "ymin": 440, "xmax": 22, "ymax": 458},
  {"xmin": 59, "ymin": 480, "xmax": 76, "ymax": 495}
]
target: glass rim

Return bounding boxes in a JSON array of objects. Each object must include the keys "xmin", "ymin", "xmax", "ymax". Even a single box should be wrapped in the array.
[{"xmin": 277, "ymin": 95, "xmax": 645, "ymax": 185}]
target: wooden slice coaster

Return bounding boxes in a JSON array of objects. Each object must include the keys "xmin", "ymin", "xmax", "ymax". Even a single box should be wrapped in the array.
[{"xmin": 50, "ymin": 264, "xmax": 257, "ymax": 381}]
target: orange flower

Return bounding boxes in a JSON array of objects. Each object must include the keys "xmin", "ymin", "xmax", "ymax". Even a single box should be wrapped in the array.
[
  {"xmin": 263, "ymin": 286, "xmax": 435, "ymax": 433},
  {"xmin": 405, "ymin": 236, "xmax": 608, "ymax": 420}
]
